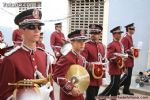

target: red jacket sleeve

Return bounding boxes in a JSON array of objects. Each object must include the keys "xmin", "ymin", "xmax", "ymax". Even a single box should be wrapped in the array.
[
  {"xmin": 12, "ymin": 30, "xmax": 16, "ymax": 42},
  {"xmin": 0, "ymin": 31, "xmax": 2, "ymax": 38},
  {"xmin": 50, "ymin": 33, "xmax": 56, "ymax": 46},
  {"xmin": 53, "ymin": 56, "xmax": 74, "ymax": 94},
  {"xmin": 121, "ymin": 37, "xmax": 129, "ymax": 52},
  {"xmin": 0, "ymin": 57, "xmax": 16, "ymax": 99},
  {"xmin": 107, "ymin": 43, "xmax": 116, "ymax": 62},
  {"xmin": 50, "ymin": 33, "xmax": 58, "ymax": 55},
  {"xmin": 121, "ymin": 37, "xmax": 132, "ymax": 55}
]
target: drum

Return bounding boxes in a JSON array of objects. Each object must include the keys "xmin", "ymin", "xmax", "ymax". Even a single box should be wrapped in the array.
[
  {"xmin": 114, "ymin": 53, "xmax": 128, "ymax": 69},
  {"xmin": 116, "ymin": 56, "xmax": 124, "ymax": 69},
  {"xmin": 132, "ymin": 47, "xmax": 139, "ymax": 58},
  {"xmin": 92, "ymin": 62, "xmax": 106, "ymax": 79}
]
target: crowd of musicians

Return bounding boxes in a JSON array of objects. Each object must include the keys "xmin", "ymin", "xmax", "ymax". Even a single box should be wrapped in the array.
[{"xmin": 0, "ymin": 9, "xmax": 138, "ymax": 100}]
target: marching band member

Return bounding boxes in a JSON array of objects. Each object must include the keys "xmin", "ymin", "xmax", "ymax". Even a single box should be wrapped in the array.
[
  {"xmin": 81, "ymin": 24, "xmax": 106, "ymax": 100},
  {"xmin": 36, "ymin": 32, "xmax": 45, "ymax": 49},
  {"xmin": 50, "ymin": 22, "xmax": 66, "ymax": 59},
  {"xmin": 0, "ymin": 31, "xmax": 6, "ymax": 64},
  {"xmin": 0, "ymin": 31, "xmax": 3, "ymax": 42},
  {"xmin": 0, "ymin": 31, "xmax": 7, "ymax": 49},
  {"xmin": 119, "ymin": 23, "xmax": 135, "ymax": 95},
  {"xmin": 0, "ymin": 9, "xmax": 53, "ymax": 100},
  {"xmin": 12, "ymin": 29, "xmax": 23, "ymax": 46},
  {"xmin": 98, "ymin": 26, "xmax": 125, "ymax": 99},
  {"xmin": 53, "ymin": 30, "xmax": 90, "ymax": 100}
]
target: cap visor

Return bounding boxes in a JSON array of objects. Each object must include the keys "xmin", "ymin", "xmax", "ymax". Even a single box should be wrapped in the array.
[
  {"xmin": 19, "ymin": 19, "xmax": 44, "ymax": 27},
  {"xmin": 71, "ymin": 37, "xmax": 89, "ymax": 41}
]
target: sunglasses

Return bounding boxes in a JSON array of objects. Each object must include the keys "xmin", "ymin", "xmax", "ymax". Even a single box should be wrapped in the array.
[
  {"xmin": 25, "ymin": 25, "xmax": 42, "ymax": 30},
  {"xmin": 90, "ymin": 31, "xmax": 102, "ymax": 34},
  {"xmin": 56, "ymin": 25, "xmax": 62, "ymax": 28},
  {"xmin": 129, "ymin": 28, "xmax": 135, "ymax": 30},
  {"xmin": 113, "ymin": 32, "xmax": 122, "ymax": 34}
]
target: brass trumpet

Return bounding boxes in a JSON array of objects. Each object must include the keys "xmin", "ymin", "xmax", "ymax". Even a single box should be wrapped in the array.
[{"xmin": 8, "ymin": 74, "xmax": 53, "ymax": 100}]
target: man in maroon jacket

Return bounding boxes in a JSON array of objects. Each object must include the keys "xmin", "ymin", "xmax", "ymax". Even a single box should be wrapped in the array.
[
  {"xmin": 0, "ymin": 9, "xmax": 53, "ymax": 100},
  {"xmin": 82, "ymin": 24, "xmax": 105, "ymax": 100},
  {"xmin": 99, "ymin": 26, "xmax": 124, "ymax": 99},
  {"xmin": 50, "ymin": 23, "xmax": 66, "ymax": 59},
  {"xmin": 53, "ymin": 30, "xmax": 90, "ymax": 100},
  {"xmin": 119, "ymin": 23, "xmax": 135, "ymax": 95},
  {"xmin": 36, "ymin": 32, "xmax": 45, "ymax": 49},
  {"xmin": 0, "ymin": 31, "xmax": 3, "ymax": 42},
  {"xmin": 12, "ymin": 29, "xmax": 23, "ymax": 46}
]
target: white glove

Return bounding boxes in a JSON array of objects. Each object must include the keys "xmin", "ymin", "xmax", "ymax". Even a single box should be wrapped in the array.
[{"xmin": 39, "ymin": 82, "xmax": 53, "ymax": 100}]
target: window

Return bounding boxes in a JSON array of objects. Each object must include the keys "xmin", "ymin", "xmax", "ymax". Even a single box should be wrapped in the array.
[
  {"xmin": 69, "ymin": 0, "xmax": 104, "ymax": 40},
  {"xmin": 18, "ymin": 2, "xmax": 42, "ymax": 12}
]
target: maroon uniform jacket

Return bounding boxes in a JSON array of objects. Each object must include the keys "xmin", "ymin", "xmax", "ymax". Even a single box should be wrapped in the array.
[
  {"xmin": 81, "ymin": 40, "xmax": 105, "ymax": 86},
  {"xmin": 12, "ymin": 29, "xmax": 23, "ymax": 45},
  {"xmin": 121, "ymin": 33, "xmax": 134, "ymax": 67},
  {"xmin": 0, "ymin": 45, "xmax": 51, "ymax": 100},
  {"xmin": 50, "ymin": 31, "xmax": 66, "ymax": 57},
  {"xmin": 0, "ymin": 31, "xmax": 2, "ymax": 40},
  {"xmin": 107, "ymin": 40, "xmax": 123, "ymax": 75},
  {"xmin": 53, "ymin": 51, "xmax": 89, "ymax": 100},
  {"xmin": 36, "ymin": 42, "xmax": 45, "ymax": 49}
]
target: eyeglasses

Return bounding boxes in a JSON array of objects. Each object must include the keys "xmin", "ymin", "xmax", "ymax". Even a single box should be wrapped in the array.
[{"xmin": 25, "ymin": 25, "xmax": 42, "ymax": 30}]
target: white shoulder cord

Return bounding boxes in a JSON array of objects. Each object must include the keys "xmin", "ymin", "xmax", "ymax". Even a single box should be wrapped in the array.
[{"xmin": 46, "ymin": 52, "xmax": 55, "ymax": 76}]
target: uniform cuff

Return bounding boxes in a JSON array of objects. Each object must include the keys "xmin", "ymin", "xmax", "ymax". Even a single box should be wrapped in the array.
[{"xmin": 62, "ymin": 81, "xmax": 75, "ymax": 94}]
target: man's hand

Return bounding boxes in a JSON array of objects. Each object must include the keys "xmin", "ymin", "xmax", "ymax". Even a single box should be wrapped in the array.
[
  {"xmin": 39, "ymin": 82, "xmax": 53, "ymax": 100},
  {"xmin": 69, "ymin": 87, "xmax": 81, "ymax": 97},
  {"xmin": 123, "ymin": 67, "xmax": 128, "ymax": 74}
]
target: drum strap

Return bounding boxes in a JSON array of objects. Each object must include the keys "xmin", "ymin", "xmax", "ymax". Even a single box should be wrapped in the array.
[
  {"xmin": 80, "ymin": 55, "xmax": 87, "ymax": 68},
  {"xmin": 119, "ymin": 42, "xmax": 125, "ymax": 54},
  {"xmin": 96, "ymin": 42, "xmax": 102, "ymax": 63}
]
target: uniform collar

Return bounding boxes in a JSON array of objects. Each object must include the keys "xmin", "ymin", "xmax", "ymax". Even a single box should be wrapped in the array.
[
  {"xmin": 90, "ymin": 39, "xmax": 101, "ymax": 43},
  {"xmin": 127, "ymin": 32, "xmax": 132, "ymax": 37},
  {"xmin": 56, "ymin": 30, "xmax": 61, "ymax": 34},
  {"xmin": 71, "ymin": 49, "xmax": 80, "ymax": 56},
  {"xmin": 21, "ymin": 44, "xmax": 36, "ymax": 55},
  {"xmin": 113, "ymin": 38, "xmax": 120, "ymax": 42}
]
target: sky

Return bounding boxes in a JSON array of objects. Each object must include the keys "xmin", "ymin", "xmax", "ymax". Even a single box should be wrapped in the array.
[{"xmin": 0, "ymin": 0, "xmax": 69, "ymax": 51}]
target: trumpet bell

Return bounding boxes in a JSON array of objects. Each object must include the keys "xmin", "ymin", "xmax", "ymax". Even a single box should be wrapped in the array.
[
  {"xmin": 13, "ymin": 85, "xmax": 41, "ymax": 100},
  {"xmin": 65, "ymin": 64, "xmax": 90, "ymax": 94}
]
